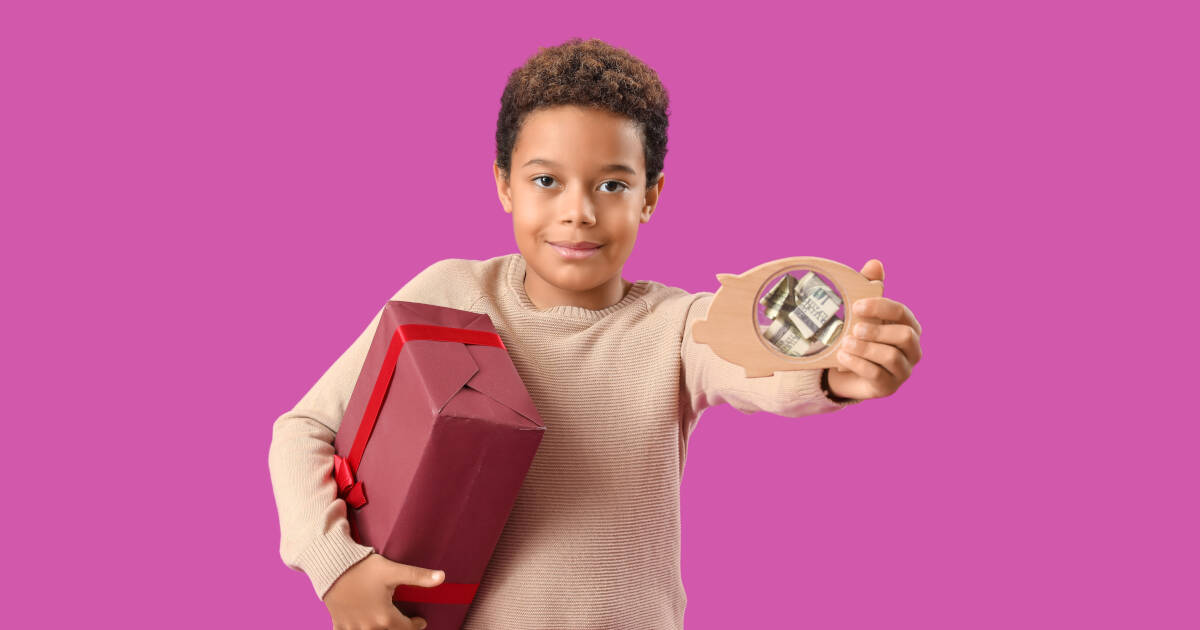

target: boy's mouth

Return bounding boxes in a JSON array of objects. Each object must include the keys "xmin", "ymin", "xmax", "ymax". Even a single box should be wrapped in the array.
[
  {"xmin": 548, "ymin": 241, "xmax": 603, "ymax": 259},
  {"xmin": 548, "ymin": 240, "xmax": 602, "ymax": 249}
]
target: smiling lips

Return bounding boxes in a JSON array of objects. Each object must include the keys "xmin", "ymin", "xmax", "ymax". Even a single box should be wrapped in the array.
[{"xmin": 548, "ymin": 241, "xmax": 602, "ymax": 259}]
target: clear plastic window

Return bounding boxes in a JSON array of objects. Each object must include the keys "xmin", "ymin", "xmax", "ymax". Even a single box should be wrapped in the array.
[{"xmin": 755, "ymin": 267, "xmax": 846, "ymax": 359}]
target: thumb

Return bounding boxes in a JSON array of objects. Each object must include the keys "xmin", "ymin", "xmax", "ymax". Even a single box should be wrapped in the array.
[
  {"xmin": 859, "ymin": 259, "xmax": 884, "ymax": 284},
  {"xmin": 382, "ymin": 558, "xmax": 446, "ymax": 588}
]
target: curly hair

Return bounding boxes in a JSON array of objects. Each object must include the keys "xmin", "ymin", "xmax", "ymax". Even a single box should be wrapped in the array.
[{"xmin": 495, "ymin": 38, "xmax": 670, "ymax": 189}]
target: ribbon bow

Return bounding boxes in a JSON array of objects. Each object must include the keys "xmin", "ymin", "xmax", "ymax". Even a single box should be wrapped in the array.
[{"xmin": 332, "ymin": 453, "xmax": 367, "ymax": 508}]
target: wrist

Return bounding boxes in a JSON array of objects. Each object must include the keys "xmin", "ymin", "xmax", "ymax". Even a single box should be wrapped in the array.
[{"xmin": 821, "ymin": 368, "xmax": 859, "ymax": 404}]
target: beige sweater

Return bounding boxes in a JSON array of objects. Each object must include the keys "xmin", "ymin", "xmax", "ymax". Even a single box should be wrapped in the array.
[{"xmin": 268, "ymin": 252, "xmax": 851, "ymax": 629}]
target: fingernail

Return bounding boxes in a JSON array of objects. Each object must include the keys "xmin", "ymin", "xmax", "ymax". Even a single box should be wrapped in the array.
[
  {"xmin": 854, "ymin": 301, "xmax": 867, "ymax": 314},
  {"xmin": 431, "ymin": 570, "xmax": 444, "ymax": 581},
  {"xmin": 854, "ymin": 323, "xmax": 868, "ymax": 336}
]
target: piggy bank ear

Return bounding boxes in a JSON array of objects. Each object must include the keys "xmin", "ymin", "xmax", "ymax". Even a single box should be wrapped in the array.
[{"xmin": 716, "ymin": 273, "xmax": 735, "ymax": 284}]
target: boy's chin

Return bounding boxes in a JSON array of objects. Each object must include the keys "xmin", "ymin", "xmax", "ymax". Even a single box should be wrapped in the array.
[
  {"xmin": 528, "ymin": 257, "xmax": 613, "ymax": 289},
  {"xmin": 541, "ymin": 265, "xmax": 609, "ymax": 287}
]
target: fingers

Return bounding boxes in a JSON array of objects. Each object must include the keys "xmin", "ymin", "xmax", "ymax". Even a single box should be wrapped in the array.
[
  {"xmin": 377, "ymin": 611, "xmax": 427, "ymax": 630},
  {"xmin": 835, "ymin": 345, "xmax": 890, "ymax": 390},
  {"xmin": 847, "ymin": 321, "xmax": 922, "ymax": 366},
  {"xmin": 853, "ymin": 298, "xmax": 922, "ymax": 336},
  {"xmin": 333, "ymin": 606, "xmax": 427, "ymax": 630},
  {"xmin": 858, "ymin": 258, "xmax": 885, "ymax": 283},
  {"xmin": 385, "ymin": 562, "xmax": 445, "ymax": 589},
  {"xmin": 326, "ymin": 554, "xmax": 438, "ymax": 630},
  {"xmin": 839, "ymin": 332, "xmax": 912, "ymax": 385}
]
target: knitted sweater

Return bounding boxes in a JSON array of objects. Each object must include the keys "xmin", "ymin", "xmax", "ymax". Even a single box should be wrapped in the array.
[{"xmin": 268, "ymin": 252, "xmax": 852, "ymax": 629}]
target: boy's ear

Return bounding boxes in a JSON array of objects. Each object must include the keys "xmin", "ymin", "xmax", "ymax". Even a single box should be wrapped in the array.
[
  {"xmin": 493, "ymin": 161, "xmax": 513, "ymax": 214},
  {"xmin": 641, "ymin": 172, "xmax": 664, "ymax": 222}
]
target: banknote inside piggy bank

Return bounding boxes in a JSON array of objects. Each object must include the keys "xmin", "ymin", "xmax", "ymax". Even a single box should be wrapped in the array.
[{"xmin": 691, "ymin": 256, "xmax": 884, "ymax": 378}]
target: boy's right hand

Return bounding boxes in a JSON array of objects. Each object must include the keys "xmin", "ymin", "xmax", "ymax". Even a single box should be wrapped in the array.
[{"xmin": 322, "ymin": 553, "xmax": 445, "ymax": 630}]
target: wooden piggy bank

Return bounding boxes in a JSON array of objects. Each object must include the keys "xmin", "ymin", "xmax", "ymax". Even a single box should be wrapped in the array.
[{"xmin": 691, "ymin": 256, "xmax": 884, "ymax": 377}]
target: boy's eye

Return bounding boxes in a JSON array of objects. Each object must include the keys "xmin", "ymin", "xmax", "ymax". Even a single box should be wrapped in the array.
[
  {"xmin": 600, "ymin": 181, "xmax": 629, "ymax": 193},
  {"xmin": 531, "ymin": 176, "xmax": 629, "ymax": 192}
]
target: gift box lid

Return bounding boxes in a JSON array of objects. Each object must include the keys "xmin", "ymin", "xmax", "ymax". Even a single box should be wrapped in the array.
[{"xmin": 368, "ymin": 300, "xmax": 542, "ymax": 431}]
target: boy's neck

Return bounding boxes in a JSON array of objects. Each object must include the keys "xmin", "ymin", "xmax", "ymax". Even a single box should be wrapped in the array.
[{"xmin": 523, "ymin": 269, "xmax": 633, "ymax": 311}]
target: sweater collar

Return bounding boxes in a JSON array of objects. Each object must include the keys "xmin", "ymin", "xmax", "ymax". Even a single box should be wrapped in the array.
[{"xmin": 505, "ymin": 253, "xmax": 648, "ymax": 321}]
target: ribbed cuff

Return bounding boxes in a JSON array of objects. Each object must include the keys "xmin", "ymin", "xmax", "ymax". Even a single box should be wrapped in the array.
[
  {"xmin": 768, "ymin": 367, "xmax": 852, "ymax": 416},
  {"xmin": 294, "ymin": 522, "xmax": 376, "ymax": 601}
]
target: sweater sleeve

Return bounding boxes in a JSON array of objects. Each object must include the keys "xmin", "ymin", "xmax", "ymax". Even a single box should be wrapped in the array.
[
  {"xmin": 267, "ymin": 259, "xmax": 474, "ymax": 600},
  {"xmin": 267, "ymin": 301, "xmax": 385, "ymax": 601},
  {"xmin": 679, "ymin": 293, "xmax": 853, "ymax": 436}
]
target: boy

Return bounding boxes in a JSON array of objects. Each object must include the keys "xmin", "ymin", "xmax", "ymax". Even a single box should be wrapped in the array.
[{"xmin": 268, "ymin": 38, "xmax": 923, "ymax": 630}]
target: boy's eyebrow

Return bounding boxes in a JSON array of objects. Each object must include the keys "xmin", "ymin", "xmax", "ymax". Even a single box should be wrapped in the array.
[{"xmin": 522, "ymin": 158, "xmax": 637, "ymax": 175}]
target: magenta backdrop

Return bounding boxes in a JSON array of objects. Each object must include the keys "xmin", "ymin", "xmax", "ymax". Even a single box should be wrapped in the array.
[{"xmin": 4, "ymin": 1, "xmax": 1196, "ymax": 628}]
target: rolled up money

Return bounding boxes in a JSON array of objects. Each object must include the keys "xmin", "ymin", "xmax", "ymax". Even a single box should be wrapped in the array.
[
  {"xmin": 763, "ymin": 316, "xmax": 813, "ymax": 357},
  {"xmin": 759, "ymin": 274, "xmax": 798, "ymax": 320},
  {"xmin": 785, "ymin": 285, "xmax": 840, "ymax": 339},
  {"xmin": 761, "ymin": 274, "xmax": 798, "ymax": 304},
  {"xmin": 816, "ymin": 317, "xmax": 843, "ymax": 346},
  {"xmin": 794, "ymin": 271, "xmax": 843, "ymax": 307},
  {"xmin": 764, "ymin": 297, "xmax": 791, "ymax": 321}
]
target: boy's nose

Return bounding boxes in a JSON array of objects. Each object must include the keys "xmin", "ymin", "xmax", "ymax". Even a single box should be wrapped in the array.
[{"xmin": 559, "ymin": 190, "xmax": 596, "ymax": 225}]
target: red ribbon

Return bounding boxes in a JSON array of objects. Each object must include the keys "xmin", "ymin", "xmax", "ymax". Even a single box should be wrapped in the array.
[
  {"xmin": 394, "ymin": 582, "xmax": 480, "ymax": 605},
  {"xmin": 333, "ymin": 322, "xmax": 505, "ymax": 606}
]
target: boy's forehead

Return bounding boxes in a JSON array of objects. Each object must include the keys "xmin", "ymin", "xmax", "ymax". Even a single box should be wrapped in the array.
[{"xmin": 515, "ymin": 106, "xmax": 644, "ymax": 171}]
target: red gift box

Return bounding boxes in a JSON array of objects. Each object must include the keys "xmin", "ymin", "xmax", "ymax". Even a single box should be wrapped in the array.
[{"xmin": 332, "ymin": 300, "xmax": 545, "ymax": 628}]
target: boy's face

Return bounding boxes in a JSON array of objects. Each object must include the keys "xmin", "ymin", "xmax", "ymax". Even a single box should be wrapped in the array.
[{"xmin": 493, "ymin": 104, "xmax": 664, "ymax": 305}]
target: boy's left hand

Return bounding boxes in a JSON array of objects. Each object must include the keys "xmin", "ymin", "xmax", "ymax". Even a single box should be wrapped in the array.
[{"xmin": 827, "ymin": 259, "xmax": 923, "ymax": 401}]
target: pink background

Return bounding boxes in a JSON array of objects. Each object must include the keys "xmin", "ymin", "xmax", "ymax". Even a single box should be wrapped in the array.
[{"xmin": 4, "ymin": 1, "xmax": 1195, "ymax": 628}]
